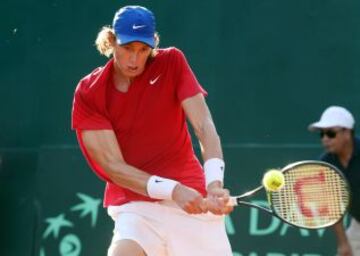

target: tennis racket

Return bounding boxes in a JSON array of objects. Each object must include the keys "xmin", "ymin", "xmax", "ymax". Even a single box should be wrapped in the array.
[{"xmin": 228, "ymin": 160, "xmax": 350, "ymax": 229}]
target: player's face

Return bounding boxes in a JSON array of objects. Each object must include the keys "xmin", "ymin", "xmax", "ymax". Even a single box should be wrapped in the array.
[
  {"xmin": 320, "ymin": 127, "xmax": 349, "ymax": 154},
  {"xmin": 113, "ymin": 41, "xmax": 152, "ymax": 78}
]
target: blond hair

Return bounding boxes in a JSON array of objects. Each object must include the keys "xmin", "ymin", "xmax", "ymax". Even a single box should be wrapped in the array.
[{"xmin": 95, "ymin": 26, "xmax": 160, "ymax": 58}]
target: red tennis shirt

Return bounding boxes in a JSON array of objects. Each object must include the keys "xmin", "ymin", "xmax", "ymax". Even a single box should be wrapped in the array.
[{"xmin": 71, "ymin": 47, "xmax": 207, "ymax": 207}]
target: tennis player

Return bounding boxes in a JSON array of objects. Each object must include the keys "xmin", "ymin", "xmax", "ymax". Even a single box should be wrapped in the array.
[
  {"xmin": 309, "ymin": 106, "xmax": 360, "ymax": 256},
  {"xmin": 71, "ymin": 5, "xmax": 233, "ymax": 256}
]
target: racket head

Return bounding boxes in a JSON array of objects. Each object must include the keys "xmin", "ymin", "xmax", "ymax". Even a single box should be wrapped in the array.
[{"xmin": 269, "ymin": 160, "xmax": 350, "ymax": 229}]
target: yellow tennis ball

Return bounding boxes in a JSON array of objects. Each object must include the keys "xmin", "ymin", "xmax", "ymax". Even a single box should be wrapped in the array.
[{"xmin": 262, "ymin": 169, "xmax": 285, "ymax": 192}]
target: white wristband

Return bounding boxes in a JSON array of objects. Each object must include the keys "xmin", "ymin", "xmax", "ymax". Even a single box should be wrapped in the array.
[
  {"xmin": 204, "ymin": 158, "xmax": 225, "ymax": 187},
  {"xmin": 146, "ymin": 175, "xmax": 179, "ymax": 200}
]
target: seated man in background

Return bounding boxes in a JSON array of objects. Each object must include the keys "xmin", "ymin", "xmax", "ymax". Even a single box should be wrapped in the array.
[{"xmin": 308, "ymin": 106, "xmax": 360, "ymax": 256}]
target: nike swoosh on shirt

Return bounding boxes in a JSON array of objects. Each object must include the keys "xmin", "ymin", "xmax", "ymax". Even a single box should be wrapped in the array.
[
  {"xmin": 132, "ymin": 24, "xmax": 146, "ymax": 30},
  {"xmin": 154, "ymin": 179, "xmax": 163, "ymax": 183},
  {"xmin": 149, "ymin": 75, "xmax": 161, "ymax": 85}
]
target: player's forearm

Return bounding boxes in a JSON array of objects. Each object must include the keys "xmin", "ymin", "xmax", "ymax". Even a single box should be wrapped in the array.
[
  {"xmin": 100, "ymin": 158, "xmax": 180, "ymax": 201},
  {"xmin": 104, "ymin": 159, "xmax": 181, "ymax": 201},
  {"xmin": 181, "ymin": 94, "xmax": 225, "ymax": 189},
  {"xmin": 181, "ymin": 94, "xmax": 223, "ymax": 160},
  {"xmin": 195, "ymin": 117, "xmax": 223, "ymax": 161},
  {"xmin": 80, "ymin": 130, "xmax": 151, "ymax": 196},
  {"xmin": 194, "ymin": 119, "xmax": 226, "ymax": 189},
  {"xmin": 104, "ymin": 160, "xmax": 150, "ymax": 195}
]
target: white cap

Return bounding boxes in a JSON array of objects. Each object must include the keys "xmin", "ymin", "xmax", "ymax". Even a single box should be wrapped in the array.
[{"xmin": 308, "ymin": 106, "xmax": 355, "ymax": 131}]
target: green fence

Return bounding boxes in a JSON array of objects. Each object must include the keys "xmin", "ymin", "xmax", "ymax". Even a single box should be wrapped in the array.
[{"xmin": 1, "ymin": 0, "xmax": 360, "ymax": 255}]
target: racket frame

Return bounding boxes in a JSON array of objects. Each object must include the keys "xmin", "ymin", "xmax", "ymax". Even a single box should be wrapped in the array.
[{"xmin": 229, "ymin": 160, "xmax": 351, "ymax": 229}]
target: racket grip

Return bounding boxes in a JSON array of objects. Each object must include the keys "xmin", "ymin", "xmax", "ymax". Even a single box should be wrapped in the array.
[{"xmin": 227, "ymin": 197, "xmax": 238, "ymax": 206}]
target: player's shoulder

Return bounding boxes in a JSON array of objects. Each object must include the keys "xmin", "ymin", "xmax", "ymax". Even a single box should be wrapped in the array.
[
  {"xmin": 75, "ymin": 60, "xmax": 112, "ymax": 95},
  {"xmin": 155, "ymin": 47, "xmax": 185, "ymax": 60},
  {"xmin": 78, "ymin": 67, "xmax": 102, "ymax": 88},
  {"xmin": 150, "ymin": 47, "xmax": 188, "ymax": 72}
]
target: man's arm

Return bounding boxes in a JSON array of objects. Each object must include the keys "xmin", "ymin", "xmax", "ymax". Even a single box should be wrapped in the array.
[
  {"xmin": 80, "ymin": 129, "xmax": 207, "ymax": 214},
  {"xmin": 81, "ymin": 130, "xmax": 150, "ymax": 195},
  {"xmin": 182, "ymin": 94, "xmax": 223, "ymax": 161},
  {"xmin": 333, "ymin": 221, "xmax": 353, "ymax": 256},
  {"xmin": 182, "ymin": 93, "xmax": 233, "ymax": 214}
]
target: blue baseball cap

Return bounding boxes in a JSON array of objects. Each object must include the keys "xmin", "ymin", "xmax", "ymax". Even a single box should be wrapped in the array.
[{"xmin": 112, "ymin": 6, "xmax": 156, "ymax": 48}]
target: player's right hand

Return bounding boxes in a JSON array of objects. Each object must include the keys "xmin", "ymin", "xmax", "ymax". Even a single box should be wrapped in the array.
[
  {"xmin": 206, "ymin": 186, "xmax": 233, "ymax": 215},
  {"xmin": 172, "ymin": 184, "xmax": 208, "ymax": 214}
]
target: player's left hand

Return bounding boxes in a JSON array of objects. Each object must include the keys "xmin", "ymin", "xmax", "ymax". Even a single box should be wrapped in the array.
[{"xmin": 206, "ymin": 181, "xmax": 234, "ymax": 215}]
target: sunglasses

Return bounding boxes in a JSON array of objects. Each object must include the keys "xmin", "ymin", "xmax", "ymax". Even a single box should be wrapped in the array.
[{"xmin": 320, "ymin": 129, "xmax": 343, "ymax": 139}]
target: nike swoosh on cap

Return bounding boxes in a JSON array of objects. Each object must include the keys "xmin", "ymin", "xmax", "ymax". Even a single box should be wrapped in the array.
[{"xmin": 132, "ymin": 24, "xmax": 146, "ymax": 30}]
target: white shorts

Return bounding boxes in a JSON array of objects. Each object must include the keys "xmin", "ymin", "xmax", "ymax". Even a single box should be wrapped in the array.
[
  {"xmin": 347, "ymin": 218, "xmax": 360, "ymax": 255},
  {"xmin": 107, "ymin": 200, "xmax": 232, "ymax": 256}
]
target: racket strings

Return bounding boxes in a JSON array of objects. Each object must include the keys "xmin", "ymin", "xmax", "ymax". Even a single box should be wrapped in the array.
[{"xmin": 271, "ymin": 165, "xmax": 349, "ymax": 228}]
